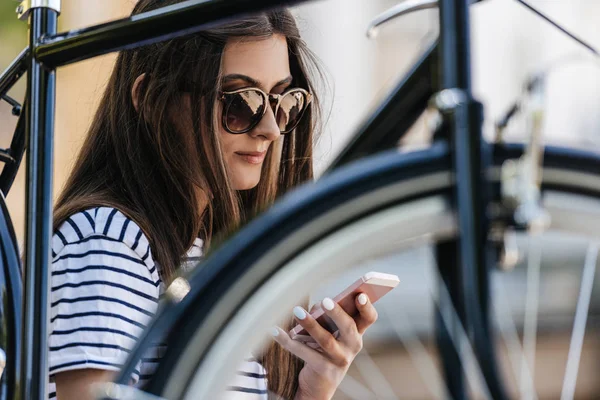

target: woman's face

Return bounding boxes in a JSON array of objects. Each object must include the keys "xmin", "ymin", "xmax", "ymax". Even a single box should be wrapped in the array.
[{"xmin": 219, "ymin": 34, "xmax": 291, "ymax": 190}]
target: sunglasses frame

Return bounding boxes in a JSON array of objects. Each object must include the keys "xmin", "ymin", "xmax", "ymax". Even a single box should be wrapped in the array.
[{"xmin": 220, "ymin": 87, "xmax": 313, "ymax": 134}]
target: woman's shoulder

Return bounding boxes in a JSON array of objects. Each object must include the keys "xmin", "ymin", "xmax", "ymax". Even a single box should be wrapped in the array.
[{"xmin": 52, "ymin": 206, "xmax": 152, "ymax": 263}]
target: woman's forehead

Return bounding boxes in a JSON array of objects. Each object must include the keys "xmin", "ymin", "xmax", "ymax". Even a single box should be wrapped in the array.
[{"xmin": 222, "ymin": 34, "xmax": 291, "ymax": 90}]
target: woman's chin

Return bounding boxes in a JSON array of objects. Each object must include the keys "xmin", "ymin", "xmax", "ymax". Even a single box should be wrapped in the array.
[{"xmin": 232, "ymin": 177, "xmax": 261, "ymax": 191}]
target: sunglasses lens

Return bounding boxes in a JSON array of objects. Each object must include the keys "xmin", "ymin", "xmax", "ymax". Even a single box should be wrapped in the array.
[
  {"xmin": 277, "ymin": 91, "xmax": 308, "ymax": 133},
  {"xmin": 225, "ymin": 90, "xmax": 265, "ymax": 133}
]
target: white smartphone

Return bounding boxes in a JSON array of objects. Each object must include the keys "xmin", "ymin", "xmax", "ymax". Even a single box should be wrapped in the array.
[{"xmin": 289, "ymin": 271, "xmax": 400, "ymax": 343}]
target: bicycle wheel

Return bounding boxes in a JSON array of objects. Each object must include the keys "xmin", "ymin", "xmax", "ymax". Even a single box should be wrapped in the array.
[
  {"xmin": 0, "ymin": 194, "xmax": 22, "ymax": 400},
  {"xmin": 114, "ymin": 141, "xmax": 600, "ymax": 399}
]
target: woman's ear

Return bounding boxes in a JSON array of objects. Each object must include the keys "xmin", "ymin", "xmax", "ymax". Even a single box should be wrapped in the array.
[{"xmin": 131, "ymin": 73, "xmax": 146, "ymax": 112}]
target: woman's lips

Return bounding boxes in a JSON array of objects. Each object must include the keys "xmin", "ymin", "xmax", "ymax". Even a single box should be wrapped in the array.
[{"xmin": 235, "ymin": 151, "xmax": 266, "ymax": 164}]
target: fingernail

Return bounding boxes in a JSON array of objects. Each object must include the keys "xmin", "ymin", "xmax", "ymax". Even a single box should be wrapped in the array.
[
  {"xmin": 322, "ymin": 297, "xmax": 335, "ymax": 311},
  {"xmin": 358, "ymin": 293, "xmax": 368, "ymax": 305},
  {"xmin": 293, "ymin": 306, "xmax": 307, "ymax": 320},
  {"xmin": 271, "ymin": 327, "xmax": 280, "ymax": 337}
]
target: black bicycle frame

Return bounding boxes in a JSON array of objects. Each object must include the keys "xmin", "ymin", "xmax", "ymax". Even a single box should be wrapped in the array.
[
  {"xmin": 21, "ymin": 8, "xmax": 58, "ymax": 400},
  {"xmin": 0, "ymin": 0, "xmax": 508, "ymax": 399},
  {"xmin": 436, "ymin": 0, "xmax": 507, "ymax": 398}
]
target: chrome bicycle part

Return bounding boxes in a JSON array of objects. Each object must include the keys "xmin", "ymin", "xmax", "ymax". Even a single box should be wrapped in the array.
[
  {"xmin": 429, "ymin": 88, "xmax": 468, "ymax": 113},
  {"xmin": 16, "ymin": 0, "xmax": 61, "ymax": 21},
  {"xmin": 501, "ymin": 78, "xmax": 550, "ymax": 232},
  {"xmin": 165, "ymin": 276, "xmax": 191, "ymax": 303},
  {"xmin": 366, "ymin": 0, "xmax": 438, "ymax": 38}
]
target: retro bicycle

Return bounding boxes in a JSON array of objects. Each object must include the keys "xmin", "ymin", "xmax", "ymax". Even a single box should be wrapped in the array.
[{"xmin": 1, "ymin": 0, "xmax": 599, "ymax": 399}]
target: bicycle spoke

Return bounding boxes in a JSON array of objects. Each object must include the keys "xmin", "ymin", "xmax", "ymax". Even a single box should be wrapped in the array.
[
  {"xmin": 426, "ymin": 249, "xmax": 493, "ymax": 400},
  {"xmin": 560, "ymin": 242, "xmax": 598, "ymax": 400},
  {"xmin": 353, "ymin": 347, "xmax": 399, "ymax": 400},
  {"xmin": 522, "ymin": 238, "xmax": 542, "ymax": 398},
  {"xmin": 494, "ymin": 278, "xmax": 537, "ymax": 400},
  {"xmin": 382, "ymin": 302, "xmax": 449, "ymax": 399}
]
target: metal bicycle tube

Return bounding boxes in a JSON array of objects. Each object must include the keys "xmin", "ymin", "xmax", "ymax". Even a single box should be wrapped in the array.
[
  {"xmin": 22, "ymin": 7, "xmax": 58, "ymax": 400},
  {"xmin": 0, "ymin": 47, "xmax": 29, "ymax": 99},
  {"xmin": 435, "ymin": 239, "xmax": 467, "ymax": 399},
  {"xmin": 439, "ymin": 0, "xmax": 471, "ymax": 90},
  {"xmin": 437, "ymin": 0, "xmax": 507, "ymax": 398},
  {"xmin": 0, "ymin": 102, "xmax": 27, "ymax": 196},
  {"xmin": 36, "ymin": 0, "xmax": 311, "ymax": 69}
]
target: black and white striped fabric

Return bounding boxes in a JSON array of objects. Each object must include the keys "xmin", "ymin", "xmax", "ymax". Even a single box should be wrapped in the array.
[{"xmin": 48, "ymin": 207, "xmax": 268, "ymax": 399}]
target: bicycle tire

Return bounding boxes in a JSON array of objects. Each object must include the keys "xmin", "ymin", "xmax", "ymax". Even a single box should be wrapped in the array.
[
  {"xmin": 0, "ymin": 194, "xmax": 22, "ymax": 400},
  {"xmin": 115, "ymin": 141, "xmax": 600, "ymax": 399}
]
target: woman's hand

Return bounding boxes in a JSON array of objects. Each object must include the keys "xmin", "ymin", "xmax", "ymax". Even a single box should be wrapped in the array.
[{"xmin": 271, "ymin": 293, "xmax": 378, "ymax": 400}]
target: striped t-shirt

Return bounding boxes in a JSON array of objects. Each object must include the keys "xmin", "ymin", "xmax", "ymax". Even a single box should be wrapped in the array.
[{"xmin": 49, "ymin": 207, "xmax": 268, "ymax": 399}]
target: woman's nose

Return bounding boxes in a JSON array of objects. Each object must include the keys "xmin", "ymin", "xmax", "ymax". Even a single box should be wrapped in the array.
[{"xmin": 250, "ymin": 106, "xmax": 281, "ymax": 141}]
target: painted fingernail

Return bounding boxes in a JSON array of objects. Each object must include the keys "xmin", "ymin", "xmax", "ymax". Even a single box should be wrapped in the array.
[
  {"xmin": 322, "ymin": 297, "xmax": 335, "ymax": 311},
  {"xmin": 293, "ymin": 306, "xmax": 307, "ymax": 320},
  {"xmin": 271, "ymin": 327, "xmax": 280, "ymax": 337},
  {"xmin": 358, "ymin": 293, "xmax": 368, "ymax": 305}
]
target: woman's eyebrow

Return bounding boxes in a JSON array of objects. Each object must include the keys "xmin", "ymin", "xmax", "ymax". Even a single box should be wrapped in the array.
[
  {"xmin": 222, "ymin": 74, "xmax": 293, "ymax": 88},
  {"xmin": 273, "ymin": 76, "xmax": 293, "ymax": 87},
  {"xmin": 222, "ymin": 74, "xmax": 260, "ymax": 86}
]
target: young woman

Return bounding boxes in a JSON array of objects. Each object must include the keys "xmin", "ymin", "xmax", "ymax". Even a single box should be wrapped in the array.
[{"xmin": 49, "ymin": 1, "xmax": 378, "ymax": 399}]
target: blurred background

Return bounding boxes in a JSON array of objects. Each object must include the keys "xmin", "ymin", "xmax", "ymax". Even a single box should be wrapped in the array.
[{"xmin": 2, "ymin": 0, "xmax": 600, "ymax": 398}]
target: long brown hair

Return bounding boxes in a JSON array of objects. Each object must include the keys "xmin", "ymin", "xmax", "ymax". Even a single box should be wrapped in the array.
[{"xmin": 53, "ymin": 1, "xmax": 322, "ymax": 398}]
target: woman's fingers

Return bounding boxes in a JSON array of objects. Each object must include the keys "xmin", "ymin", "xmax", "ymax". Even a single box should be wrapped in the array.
[
  {"xmin": 271, "ymin": 326, "xmax": 325, "ymax": 365},
  {"xmin": 278, "ymin": 295, "xmax": 378, "ymax": 366},
  {"xmin": 354, "ymin": 293, "xmax": 378, "ymax": 334},
  {"xmin": 292, "ymin": 306, "xmax": 345, "ymax": 358},
  {"xmin": 320, "ymin": 298, "xmax": 361, "ymax": 350}
]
